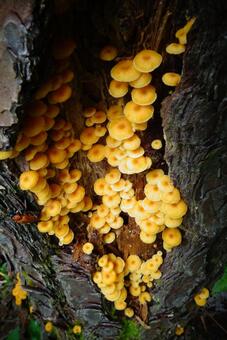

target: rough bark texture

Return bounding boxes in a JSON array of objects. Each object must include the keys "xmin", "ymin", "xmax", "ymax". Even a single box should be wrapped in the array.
[{"xmin": 0, "ymin": 0, "xmax": 227, "ymax": 339}]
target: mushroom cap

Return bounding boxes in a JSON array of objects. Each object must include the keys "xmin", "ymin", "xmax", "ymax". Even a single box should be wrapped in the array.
[
  {"xmin": 108, "ymin": 118, "xmax": 134, "ymax": 141},
  {"xmin": 94, "ymin": 178, "xmax": 107, "ymax": 196},
  {"xmin": 161, "ymin": 188, "xmax": 181, "ymax": 204},
  {"xmin": 107, "ymin": 105, "xmax": 124, "ymax": 121},
  {"xmin": 131, "ymin": 85, "xmax": 157, "ymax": 106},
  {"xmin": 194, "ymin": 294, "xmax": 207, "ymax": 307},
  {"xmin": 45, "ymin": 199, "xmax": 62, "ymax": 216},
  {"xmin": 161, "ymin": 199, "xmax": 188, "ymax": 219},
  {"xmin": 60, "ymin": 229, "xmax": 74, "ymax": 245},
  {"xmin": 132, "ymin": 121, "xmax": 148, "ymax": 131},
  {"xmin": 52, "ymin": 38, "xmax": 76, "ymax": 60},
  {"xmin": 105, "ymin": 168, "xmax": 121, "ymax": 185},
  {"xmin": 45, "ymin": 105, "xmax": 60, "ymax": 119},
  {"xmin": 29, "ymin": 152, "xmax": 49, "ymax": 170},
  {"xmin": 124, "ymin": 101, "xmax": 154, "ymax": 123},
  {"xmin": 157, "ymin": 175, "xmax": 174, "ymax": 193},
  {"xmin": 106, "ymin": 136, "xmax": 122, "ymax": 148},
  {"xmin": 139, "ymin": 219, "xmax": 160, "ymax": 234},
  {"xmin": 104, "ymin": 232, "xmax": 116, "ymax": 244},
  {"xmin": 123, "ymin": 134, "xmax": 141, "ymax": 151},
  {"xmin": 124, "ymin": 307, "xmax": 134, "ymax": 318},
  {"xmin": 162, "ymin": 227, "xmax": 182, "ymax": 247},
  {"xmin": 141, "ymin": 198, "xmax": 160, "ymax": 213},
  {"xmin": 127, "ymin": 146, "xmax": 144, "ymax": 158},
  {"xmin": 126, "ymin": 255, "xmax": 142, "ymax": 272},
  {"xmin": 82, "ymin": 242, "xmax": 94, "ymax": 254},
  {"xmin": 166, "ymin": 43, "xmax": 186, "ymax": 55},
  {"xmin": 87, "ymin": 144, "xmax": 106, "ymax": 162},
  {"xmin": 133, "ymin": 50, "xmax": 162, "ymax": 73},
  {"xmin": 97, "ymin": 204, "xmax": 109, "ymax": 217},
  {"xmin": 23, "ymin": 116, "xmax": 45, "ymax": 138},
  {"xmin": 80, "ymin": 127, "xmax": 99, "ymax": 145},
  {"xmin": 69, "ymin": 169, "xmax": 82, "ymax": 182},
  {"xmin": 199, "ymin": 288, "xmax": 209, "ymax": 299},
  {"xmin": 126, "ymin": 156, "xmax": 148, "ymax": 173},
  {"xmin": 162, "ymin": 72, "xmax": 181, "ymax": 86},
  {"xmin": 129, "ymin": 72, "xmax": 152, "ymax": 88},
  {"xmin": 99, "ymin": 45, "xmax": 118, "ymax": 61},
  {"xmin": 0, "ymin": 150, "xmax": 13, "ymax": 160},
  {"xmin": 144, "ymin": 183, "xmax": 162, "ymax": 201},
  {"xmin": 47, "ymin": 147, "xmax": 67, "ymax": 164},
  {"xmin": 109, "ymin": 80, "xmax": 129, "ymax": 98},
  {"xmin": 83, "ymin": 107, "xmax": 96, "ymax": 118},
  {"xmin": 95, "ymin": 125, "xmax": 107, "ymax": 137},
  {"xmin": 140, "ymin": 231, "xmax": 157, "ymax": 244},
  {"xmin": 91, "ymin": 111, "xmax": 107, "ymax": 124},
  {"xmin": 151, "ymin": 139, "xmax": 162, "ymax": 150},
  {"xmin": 164, "ymin": 215, "xmax": 182, "ymax": 228},
  {"xmin": 54, "ymin": 223, "xmax": 69, "ymax": 239},
  {"xmin": 19, "ymin": 170, "xmax": 40, "ymax": 190},
  {"xmin": 67, "ymin": 185, "xmax": 85, "ymax": 203},
  {"xmin": 102, "ymin": 193, "xmax": 121, "ymax": 208},
  {"xmin": 48, "ymin": 84, "xmax": 72, "ymax": 104},
  {"xmin": 146, "ymin": 169, "xmax": 164, "ymax": 184},
  {"xmin": 111, "ymin": 60, "xmax": 141, "ymax": 82}
]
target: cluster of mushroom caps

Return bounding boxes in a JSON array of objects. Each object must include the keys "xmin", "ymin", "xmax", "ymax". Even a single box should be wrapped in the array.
[
  {"xmin": 12, "ymin": 273, "xmax": 28, "ymax": 306},
  {"xmin": 194, "ymin": 287, "xmax": 209, "ymax": 307},
  {"xmin": 93, "ymin": 252, "xmax": 163, "ymax": 316},
  {"xmin": 16, "ymin": 37, "xmax": 93, "ymax": 245}
]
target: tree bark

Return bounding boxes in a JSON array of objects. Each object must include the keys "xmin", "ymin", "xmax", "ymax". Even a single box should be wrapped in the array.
[{"xmin": 0, "ymin": 0, "xmax": 227, "ymax": 339}]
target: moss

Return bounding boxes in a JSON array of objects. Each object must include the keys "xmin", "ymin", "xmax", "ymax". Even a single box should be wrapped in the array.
[
  {"xmin": 118, "ymin": 319, "xmax": 141, "ymax": 340},
  {"xmin": 212, "ymin": 265, "xmax": 227, "ymax": 294}
]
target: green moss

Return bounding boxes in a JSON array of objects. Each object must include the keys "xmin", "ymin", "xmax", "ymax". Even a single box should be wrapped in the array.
[
  {"xmin": 212, "ymin": 265, "xmax": 227, "ymax": 294},
  {"xmin": 118, "ymin": 319, "xmax": 141, "ymax": 340}
]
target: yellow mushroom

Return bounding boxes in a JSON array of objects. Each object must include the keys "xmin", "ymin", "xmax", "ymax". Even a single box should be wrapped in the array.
[
  {"xmin": 111, "ymin": 60, "xmax": 141, "ymax": 82},
  {"xmin": 131, "ymin": 85, "xmax": 157, "ymax": 106},
  {"xmin": 162, "ymin": 73, "xmax": 181, "ymax": 87},
  {"xmin": 162, "ymin": 228, "xmax": 182, "ymax": 248},
  {"xmin": 161, "ymin": 199, "xmax": 187, "ymax": 219},
  {"xmin": 166, "ymin": 43, "xmax": 186, "ymax": 55},
  {"xmin": 151, "ymin": 139, "xmax": 162, "ymax": 150},
  {"xmin": 108, "ymin": 118, "xmax": 134, "ymax": 141},
  {"xmin": 87, "ymin": 144, "xmax": 106, "ymax": 162},
  {"xmin": 124, "ymin": 101, "xmax": 154, "ymax": 123},
  {"xmin": 99, "ymin": 45, "xmax": 118, "ymax": 61},
  {"xmin": 37, "ymin": 220, "xmax": 53, "ymax": 233},
  {"xmin": 109, "ymin": 80, "xmax": 128, "ymax": 98},
  {"xmin": 133, "ymin": 50, "xmax": 162, "ymax": 73},
  {"xmin": 19, "ymin": 171, "xmax": 40, "ymax": 190},
  {"xmin": 82, "ymin": 242, "xmax": 94, "ymax": 254},
  {"xmin": 129, "ymin": 72, "xmax": 152, "ymax": 88}
]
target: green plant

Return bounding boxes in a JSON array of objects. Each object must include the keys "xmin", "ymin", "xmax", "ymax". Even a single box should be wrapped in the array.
[
  {"xmin": 118, "ymin": 319, "xmax": 141, "ymax": 340},
  {"xmin": 212, "ymin": 265, "xmax": 227, "ymax": 295}
]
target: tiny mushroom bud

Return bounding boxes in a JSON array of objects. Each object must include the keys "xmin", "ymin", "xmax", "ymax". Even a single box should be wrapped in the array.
[
  {"xmin": 82, "ymin": 242, "xmax": 94, "ymax": 255},
  {"xmin": 162, "ymin": 73, "xmax": 181, "ymax": 87},
  {"xmin": 99, "ymin": 45, "xmax": 118, "ymax": 61}
]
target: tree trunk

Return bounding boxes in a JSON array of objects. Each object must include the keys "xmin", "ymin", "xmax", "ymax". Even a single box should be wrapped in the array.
[{"xmin": 0, "ymin": 0, "xmax": 227, "ymax": 339}]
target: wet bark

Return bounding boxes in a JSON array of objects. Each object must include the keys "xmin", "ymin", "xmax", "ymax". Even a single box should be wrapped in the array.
[{"xmin": 0, "ymin": 0, "xmax": 227, "ymax": 339}]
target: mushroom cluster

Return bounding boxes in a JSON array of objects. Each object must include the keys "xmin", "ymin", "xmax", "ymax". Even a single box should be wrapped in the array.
[
  {"xmin": 93, "ymin": 251, "xmax": 164, "ymax": 315},
  {"xmin": 13, "ymin": 37, "xmax": 92, "ymax": 245},
  {"xmin": 194, "ymin": 287, "xmax": 209, "ymax": 307},
  {"xmin": 12, "ymin": 273, "xmax": 28, "ymax": 306},
  {"xmin": 163, "ymin": 17, "xmax": 196, "ymax": 87},
  {"xmin": 88, "ymin": 169, "xmax": 133, "ymax": 243}
]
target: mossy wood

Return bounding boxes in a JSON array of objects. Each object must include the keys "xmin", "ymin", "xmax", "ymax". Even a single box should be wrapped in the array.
[{"xmin": 0, "ymin": 0, "xmax": 227, "ymax": 339}]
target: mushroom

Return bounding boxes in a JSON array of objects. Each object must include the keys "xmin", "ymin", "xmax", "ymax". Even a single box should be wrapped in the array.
[
  {"xmin": 166, "ymin": 43, "xmax": 186, "ymax": 55},
  {"xmin": 99, "ymin": 45, "xmax": 118, "ymax": 61},
  {"xmin": 162, "ymin": 72, "xmax": 181, "ymax": 86},
  {"xmin": 109, "ymin": 80, "xmax": 129, "ymax": 98},
  {"xmin": 129, "ymin": 72, "xmax": 152, "ymax": 88},
  {"xmin": 131, "ymin": 85, "xmax": 157, "ymax": 106},
  {"xmin": 124, "ymin": 101, "xmax": 154, "ymax": 124},
  {"xmin": 111, "ymin": 60, "xmax": 141, "ymax": 82},
  {"xmin": 133, "ymin": 49, "xmax": 162, "ymax": 73}
]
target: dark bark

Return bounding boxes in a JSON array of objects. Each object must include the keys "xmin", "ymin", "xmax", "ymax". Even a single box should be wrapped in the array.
[{"xmin": 0, "ymin": 0, "xmax": 227, "ymax": 339}]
